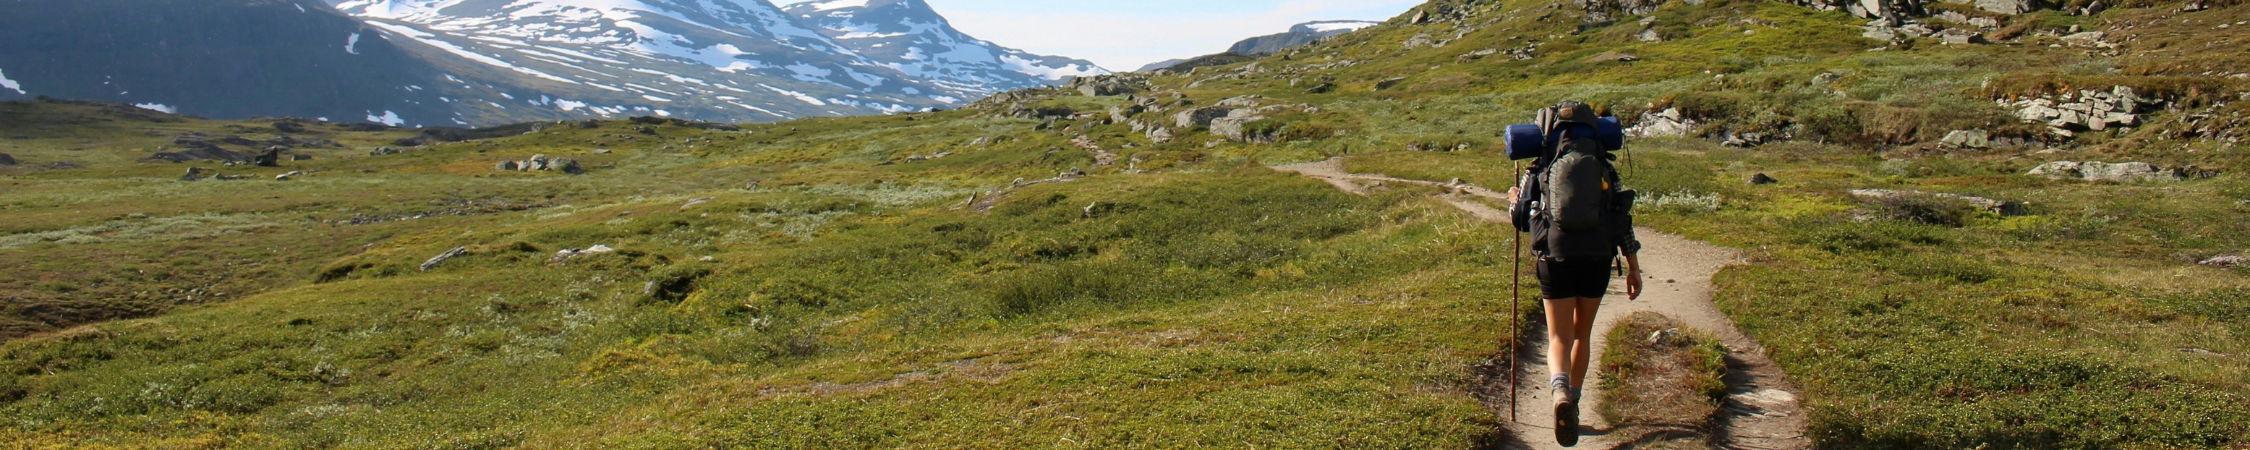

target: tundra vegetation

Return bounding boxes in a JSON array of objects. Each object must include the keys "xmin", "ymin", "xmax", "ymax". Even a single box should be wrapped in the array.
[{"xmin": 2, "ymin": 0, "xmax": 2247, "ymax": 448}]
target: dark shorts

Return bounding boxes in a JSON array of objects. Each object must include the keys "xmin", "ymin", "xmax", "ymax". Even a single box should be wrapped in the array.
[{"xmin": 1537, "ymin": 259, "xmax": 1614, "ymax": 300}]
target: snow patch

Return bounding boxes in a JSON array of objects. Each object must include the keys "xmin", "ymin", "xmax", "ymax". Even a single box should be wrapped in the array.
[
  {"xmin": 0, "ymin": 68, "xmax": 22, "ymax": 94},
  {"xmin": 367, "ymin": 110, "xmax": 406, "ymax": 126},
  {"xmin": 134, "ymin": 103, "xmax": 177, "ymax": 114},
  {"xmin": 1303, "ymin": 21, "xmax": 1379, "ymax": 33},
  {"xmin": 363, "ymin": 22, "xmax": 581, "ymax": 85},
  {"xmin": 554, "ymin": 99, "xmax": 588, "ymax": 111},
  {"xmin": 346, "ymin": 32, "xmax": 363, "ymax": 55},
  {"xmin": 642, "ymin": 94, "xmax": 673, "ymax": 102},
  {"xmin": 758, "ymin": 84, "xmax": 826, "ymax": 106},
  {"xmin": 804, "ymin": 0, "xmax": 874, "ymax": 12}
]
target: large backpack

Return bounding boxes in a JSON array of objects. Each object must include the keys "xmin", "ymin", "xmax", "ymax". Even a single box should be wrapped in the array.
[{"xmin": 1531, "ymin": 104, "xmax": 1634, "ymax": 263}]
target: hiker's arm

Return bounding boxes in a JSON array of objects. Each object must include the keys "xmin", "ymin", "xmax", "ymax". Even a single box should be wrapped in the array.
[
  {"xmin": 1508, "ymin": 170, "xmax": 1537, "ymax": 232},
  {"xmin": 1625, "ymin": 254, "xmax": 1643, "ymax": 300}
]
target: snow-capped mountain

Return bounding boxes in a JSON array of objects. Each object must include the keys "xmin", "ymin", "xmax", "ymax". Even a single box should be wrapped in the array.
[
  {"xmin": 332, "ymin": 0, "xmax": 989, "ymax": 123},
  {"xmin": 782, "ymin": 0, "xmax": 1106, "ymax": 95},
  {"xmin": 1, "ymin": 0, "xmax": 1104, "ymax": 127}
]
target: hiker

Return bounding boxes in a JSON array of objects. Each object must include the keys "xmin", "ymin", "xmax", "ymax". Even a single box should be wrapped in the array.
[{"xmin": 1506, "ymin": 101, "xmax": 1643, "ymax": 446}]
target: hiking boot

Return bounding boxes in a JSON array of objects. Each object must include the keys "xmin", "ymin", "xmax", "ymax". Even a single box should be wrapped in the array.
[{"xmin": 1553, "ymin": 385, "xmax": 1579, "ymax": 446}]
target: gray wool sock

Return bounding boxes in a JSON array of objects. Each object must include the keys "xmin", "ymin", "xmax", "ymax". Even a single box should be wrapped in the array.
[{"xmin": 1551, "ymin": 373, "xmax": 1570, "ymax": 389}]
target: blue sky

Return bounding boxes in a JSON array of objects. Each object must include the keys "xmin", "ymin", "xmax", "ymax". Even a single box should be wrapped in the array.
[{"xmin": 776, "ymin": 0, "xmax": 1424, "ymax": 71}]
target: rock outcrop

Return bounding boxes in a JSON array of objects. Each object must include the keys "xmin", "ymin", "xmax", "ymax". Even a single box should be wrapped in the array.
[
  {"xmin": 1627, "ymin": 108, "xmax": 1698, "ymax": 137},
  {"xmin": 2026, "ymin": 161, "xmax": 2210, "ymax": 182},
  {"xmin": 1849, "ymin": 189, "xmax": 2027, "ymax": 216},
  {"xmin": 2007, "ymin": 86, "xmax": 2150, "ymax": 137}
]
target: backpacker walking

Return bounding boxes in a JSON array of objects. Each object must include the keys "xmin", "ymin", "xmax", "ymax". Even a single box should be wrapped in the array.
[{"xmin": 1507, "ymin": 101, "xmax": 1644, "ymax": 447}]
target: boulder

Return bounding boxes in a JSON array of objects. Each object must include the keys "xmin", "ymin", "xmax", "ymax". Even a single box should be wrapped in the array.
[
  {"xmin": 253, "ymin": 147, "xmax": 283, "ymax": 167},
  {"xmin": 1172, "ymin": 107, "xmax": 1233, "ymax": 129},
  {"xmin": 1375, "ymin": 77, "xmax": 1410, "ymax": 90},
  {"xmin": 421, "ymin": 246, "xmax": 468, "ymax": 272},
  {"xmin": 2078, "ymin": 161, "xmax": 2179, "ymax": 182},
  {"xmin": 1940, "ymin": 130, "xmax": 1992, "ymax": 149},
  {"xmin": 554, "ymin": 158, "xmax": 584, "ymax": 175},
  {"xmin": 2030, "ymin": 161, "xmax": 2185, "ymax": 182},
  {"xmin": 1304, "ymin": 82, "xmax": 1337, "ymax": 94},
  {"xmin": 275, "ymin": 171, "xmax": 303, "ymax": 181},
  {"xmin": 1148, "ymin": 126, "xmax": 1175, "ymax": 143},
  {"xmin": 1108, "ymin": 104, "xmax": 1145, "ymax": 124},
  {"xmin": 0, "ymin": 153, "xmax": 14, "ymax": 166},
  {"xmin": 1210, "ymin": 110, "xmax": 1271, "ymax": 142},
  {"xmin": 180, "ymin": 167, "xmax": 207, "ymax": 181},
  {"xmin": 1748, "ymin": 173, "xmax": 1780, "ymax": 185},
  {"xmin": 496, "ymin": 160, "xmax": 520, "ymax": 171},
  {"xmin": 2026, "ymin": 161, "xmax": 2081, "ymax": 179},
  {"xmin": 1976, "ymin": 0, "xmax": 2039, "ymax": 14}
]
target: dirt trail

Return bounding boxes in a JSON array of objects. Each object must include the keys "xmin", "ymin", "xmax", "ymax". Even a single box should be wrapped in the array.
[{"xmin": 1275, "ymin": 158, "xmax": 1810, "ymax": 450}]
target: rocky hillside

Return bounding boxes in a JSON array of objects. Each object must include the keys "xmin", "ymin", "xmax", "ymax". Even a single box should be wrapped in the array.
[{"xmin": 0, "ymin": 0, "xmax": 1105, "ymax": 127}]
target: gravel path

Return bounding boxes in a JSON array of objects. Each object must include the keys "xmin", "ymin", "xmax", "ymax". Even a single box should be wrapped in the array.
[{"xmin": 1275, "ymin": 158, "xmax": 1810, "ymax": 450}]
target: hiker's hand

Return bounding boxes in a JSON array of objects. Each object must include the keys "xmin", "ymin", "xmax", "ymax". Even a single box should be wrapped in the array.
[{"xmin": 1626, "ymin": 268, "xmax": 1644, "ymax": 300}]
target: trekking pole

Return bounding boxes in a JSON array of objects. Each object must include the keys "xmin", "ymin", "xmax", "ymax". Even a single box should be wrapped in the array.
[{"xmin": 1508, "ymin": 161, "xmax": 1522, "ymax": 423}]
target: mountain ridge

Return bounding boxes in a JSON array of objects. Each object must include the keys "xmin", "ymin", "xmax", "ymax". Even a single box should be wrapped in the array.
[{"xmin": 0, "ymin": 0, "xmax": 1102, "ymax": 127}]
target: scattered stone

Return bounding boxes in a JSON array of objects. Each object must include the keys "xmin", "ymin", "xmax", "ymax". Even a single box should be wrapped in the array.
[
  {"xmin": 2008, "ymin": 86, "xmax": 2149, "ymax": 137},
  {"xmin": 496, "ymin": 160, "xmax": 519, "ymax": 171},
  {"xmin": 0, "ymin": 153, "xmax": 14, "ymax": 165},
  {"xmin": 680, "ymin": 197, "xmax": 714, "ymax": 210},
  {"xmin": 1940, "ymin": 130, "xmax": 1992, "ymax": 149},
  {"xmin": 1749, "ymin": 173, "xmax": 1780, "ymax": 185},
  {"xmin": 180, "ymin": 167, "xmax": 207, "ymax": 181},
  {"xmin": 275, "ymin": 171, "xmax": 303, "ymax": 181},
  {"xmin": 420, "ymin": 246, "xmax": 468, "ymax": 271},
  {"xmin": 214, "ymin": 174, "xmax": 247, "ymax": 180},
  {"xmin": 1375, "ymin": 77, "xmax": 1410, "ymax": 90},
  {"xmin": 2199, "ymin": 255, "xmax": 2244, "ymax": 268},
  {"xmin": 2179, "ymin": 347, "xmax": 2229, "ymax": 357},
  {"xmin": 591, "ymin": 148, "xmax": 612, "ymax": 154},
  {"xmin": 1648, "ymin": 328, "xmax": 1680, "ymax": 345},
  {"xmin": 291, "ymin": 154, "xmax": 313, "ymax": 161},
  {"xmin": 550, "ymin": 245, "xmax": 616, "ymax": 264},
  {"xmin": 1849, "ymin": 189, "xmax": 2028, "ymax": 216},
  {"xmin": 1304, "ymin": 82, "xmax": 1337, "ymax": 94}
]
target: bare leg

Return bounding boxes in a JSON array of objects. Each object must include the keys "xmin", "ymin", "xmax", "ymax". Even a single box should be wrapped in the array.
[
  {"xmin": 1568, "ymin": 296, "xmax": 1603, "ymax": 389},
  {"xmin": 1544, "ymin": 298, "xmax": 1578, "ymax": 386}
]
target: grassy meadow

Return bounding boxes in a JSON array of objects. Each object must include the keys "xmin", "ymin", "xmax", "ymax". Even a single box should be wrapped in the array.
[{"xmin": 4, "ymin": 0, "xmax": 2249, "ymax": 447}]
